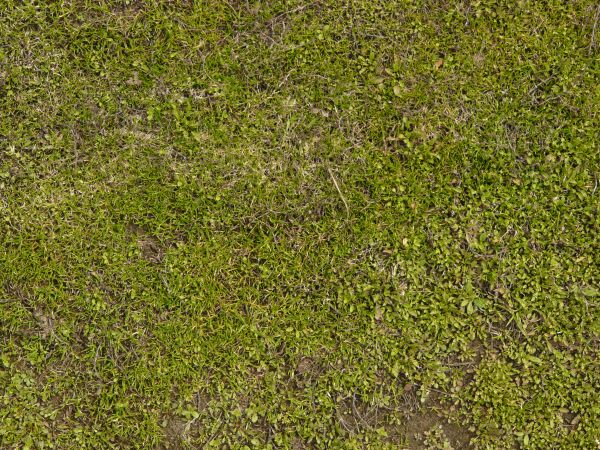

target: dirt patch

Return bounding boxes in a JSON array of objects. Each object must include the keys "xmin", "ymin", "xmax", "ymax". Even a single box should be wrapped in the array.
[
  {"xmin": 403, "ymin": 407, "xmax": 472, "ymax": 449},
  {"xmin": 33, "ymin": 308, "xmax": 55, "ymax": 339},
  {"xmin": 138, "ymin": 238, "xmax": 164, "ymax": 263},
  {"xmin": 295, "ymin": 356, "xmax": 315, "ymax": 375},
  {"xmin": 111, "ymin": 0, "xmax": 146, "ymax": 17},
  {"xmin": 292, "ymin": 437, "xmax": 306, "ymax": 449},
  {"xmin": 127, "ymin": 223, "xmax": 165, "ymax": 263},
  {"xmin": 157, "ymin": 416, "xmax": 188, "ymax": 450}
]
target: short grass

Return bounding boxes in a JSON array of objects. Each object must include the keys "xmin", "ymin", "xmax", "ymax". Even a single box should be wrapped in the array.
[{"xmin": 1, "ymin": 0, "xmax": 599, "ymax": 448}]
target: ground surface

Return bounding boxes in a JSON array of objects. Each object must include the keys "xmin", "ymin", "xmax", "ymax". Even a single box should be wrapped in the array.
[{"xmin": 1, "ymin": 1, "xmax": 599, "ymax": 448}]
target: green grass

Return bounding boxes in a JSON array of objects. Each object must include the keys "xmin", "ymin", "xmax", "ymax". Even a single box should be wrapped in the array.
[{"xmin": 1, "ymin": 0, "xmax": 599, "ymax": 448}]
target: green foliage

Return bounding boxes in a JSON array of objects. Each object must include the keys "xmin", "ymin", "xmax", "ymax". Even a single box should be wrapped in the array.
[{"xmin": 0, "ymin": 0, "xmax": 599, "ymax": 448}]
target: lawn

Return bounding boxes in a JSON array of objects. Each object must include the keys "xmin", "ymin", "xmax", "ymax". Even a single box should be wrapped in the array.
[{"xmin": 1, "ymin": 0, "xmax": 599, "ymax": 448}]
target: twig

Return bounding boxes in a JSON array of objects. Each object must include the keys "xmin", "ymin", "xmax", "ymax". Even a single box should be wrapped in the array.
[
  {"xmin": 327, "ymin": 167, "xmax": 350, "ymax": 218},
  {"xmin": 271, "ymin": 2, "xmax": 316, "ymax": 22},
  {"xmin": 591, "ymin": 3, "xmax": 600, "ymax": 54},
  {"xmin": 337, "ymin": 411, "xmax": 353, "ymax": 433},
  {"xmin": 352, "ymin": 394, "xmax": 373, "ymax": 429},
  {"xmin": 202, "ymin": 413, "xmax": 223, "ymax": 449}
]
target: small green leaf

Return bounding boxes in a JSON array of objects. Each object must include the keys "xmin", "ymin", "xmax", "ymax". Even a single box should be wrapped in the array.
[
  {"xmin": 581, "ymin": 287, "xmax": 599, "ymax": 297},
  {"xmin": 473, "ymin": 297, "xmax": 486, "ymax": 309}
]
